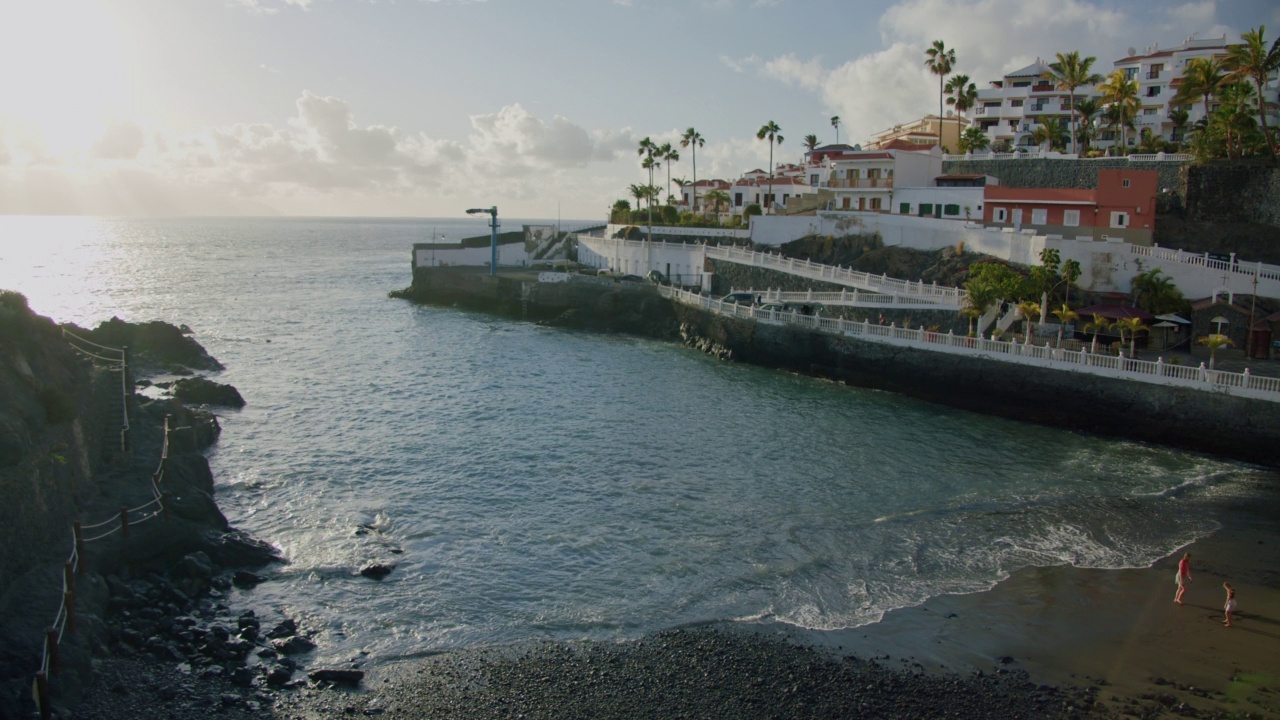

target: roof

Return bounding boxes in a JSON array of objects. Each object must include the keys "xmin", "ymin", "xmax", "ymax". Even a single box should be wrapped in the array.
[
  {"xmin": 984, "ymin": 187, "xmax": 1096, "ymax": 204},
  {"xmin": 937, "ymin": 174, "xmax": 986, "ymax": 180},
  {"xmin": 878, "ymin": 138, "xmax": 935, "ymax": 151},
  {"xmin": 831, "ymin": 152, "xmax": 894, "ymax": 162},
  {"xmin": 1190, "ymin": 298, "xmax": 1252, "ymax": 313},
  {"xmin": 1076, "ymin": 304, "xmax": 1154, "ymax": 321},
  {"xmin": 1005, "ymin": 60, "xmax": 1053, "ymax": 78}
]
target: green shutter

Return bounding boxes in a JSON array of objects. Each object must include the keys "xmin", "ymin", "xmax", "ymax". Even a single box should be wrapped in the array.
[
  {"xmin": 944, "ymin": 204, "xmax": 960, "ymax": 216},
  {"xmin": 919, "ymin": 203, "xmax": 932, "ymax": 216},
  {"xmin": 899, "ymin": 203, "xmax": 910, "ymax": 214}
]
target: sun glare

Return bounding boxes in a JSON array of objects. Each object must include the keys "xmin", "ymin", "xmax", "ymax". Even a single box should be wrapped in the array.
[{"xmin": 0, "ymin": 2, "xmax": 130, "ymax": 158}]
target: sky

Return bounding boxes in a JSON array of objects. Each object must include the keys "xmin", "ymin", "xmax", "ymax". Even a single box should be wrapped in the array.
[{"xmin": 0, "ymin": 0, "xmax": 1276, "ymax": 220}]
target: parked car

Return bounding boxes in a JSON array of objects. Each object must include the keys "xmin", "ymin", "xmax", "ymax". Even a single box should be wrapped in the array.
[
  {"xmin": 646, "ymin": 270, "xmax": 667, "ymax": 285},
  {"xmin": 618, "ymin": 274, "xmax": 645, "ymax": 283},
  {"xmin": 720, "ymin": 292, "xmax": 760, "ymax": 306}
]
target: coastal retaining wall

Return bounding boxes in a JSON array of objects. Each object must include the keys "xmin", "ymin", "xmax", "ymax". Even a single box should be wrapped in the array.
[
  {"xmin": 1184, "ymin": 164, "xmax": 1280, "ymax": 227},
  {"xmin": 673, "ymin": 303, "xmax": 1280, "ymax": 467},
  {"xmin": 941, "ymin": 158, "xmax": 1186, "ymax": 194}
]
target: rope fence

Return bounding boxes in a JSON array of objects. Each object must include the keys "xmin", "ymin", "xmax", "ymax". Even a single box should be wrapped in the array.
[
  {"xmin": 60, "ymin": 328, "xmax": 131, "ymax": 454},
  {"xmin": 31, "ymin": 414, "xmax": 177, "ymax": 720}
]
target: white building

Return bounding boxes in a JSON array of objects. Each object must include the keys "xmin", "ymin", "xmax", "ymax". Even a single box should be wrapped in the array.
[{"xmin": 820, "ymin": 147, "xmax": 943, "ymax": 212}]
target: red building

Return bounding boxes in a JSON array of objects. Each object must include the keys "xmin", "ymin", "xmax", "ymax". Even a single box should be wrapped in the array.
[{"xmin": 982, "ymin": 169, "xmax": 1158, "ymax": 244}]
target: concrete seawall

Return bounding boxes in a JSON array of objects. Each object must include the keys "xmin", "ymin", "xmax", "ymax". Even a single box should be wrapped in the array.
[{"xmin": 396, "ymin": 270, "xmax": 1280, "ymax": 467}]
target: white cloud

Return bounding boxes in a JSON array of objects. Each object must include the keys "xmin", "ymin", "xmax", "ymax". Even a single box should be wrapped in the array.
[
  {"xmin": 718, "ymin": 54, "xmax": 760, "ymax": 73},
  {"xmin": 468, "ymin": 104, "xmax": 632, "ymax": 168},
  {"xmin": 763, "ymin": 54, "xmax": 825, "ymax": 91}
]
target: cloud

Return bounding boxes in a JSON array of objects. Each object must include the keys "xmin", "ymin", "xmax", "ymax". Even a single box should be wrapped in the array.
[
  {"xmin": 468, "ymin": 103, "xmax": 632, "ymax": 168},
  {"xmin": 763, "ymin": 54, "xmax": 825, "ymax": 91},
  {"xmin": 93, "ymin": 122, "xmax": 147, "ymax": 160},
  {"xmin": 718, "ymin": 54, "xmax": 760, "ymax": 73}
]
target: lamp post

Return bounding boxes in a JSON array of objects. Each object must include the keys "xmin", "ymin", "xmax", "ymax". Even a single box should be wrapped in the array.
[{"xmin": 466, "ymin": 206, "xmax": 499, "ymax": 276}]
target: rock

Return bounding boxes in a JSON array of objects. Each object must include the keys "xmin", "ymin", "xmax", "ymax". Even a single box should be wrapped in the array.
[
  {"xmin": 266, "ymin": 665, "xmax": 294, "ymax": 686},
  {"xmin": 274, "ymin": 635, "xmax": 317, "ymax": 655},
  {"xmin": 233, "ymin": 571, "xmax": 266, "ymax": 588},
  {"xmin": 359, "ymin": 562, "xmax": 395, "ymax": 580},
  {"xmin": 267, "ymin": 619, "xmax": 298, "ymax": 640},
  {"xmin": 171, "ymin": 377, "xmax": 246, "ymax": 408},
  {"xmin": 309, "ymin": 669, "xmax": 365, "ymax": 686}
]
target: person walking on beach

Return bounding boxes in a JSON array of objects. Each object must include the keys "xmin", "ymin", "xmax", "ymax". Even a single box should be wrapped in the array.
[
  {"xmin": 1175, "ymin": 552, "xmax": 1192, "ymax": 604},
  {"xmin": 1224, "ymin": 583, "xmax": 1237, "ymax": 627}
]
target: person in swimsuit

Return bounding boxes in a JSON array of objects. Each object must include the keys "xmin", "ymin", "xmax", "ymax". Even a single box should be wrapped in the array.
[
  {"xmin": 1175, "ymin": 552, "xmax": 1192, "ymax": 605},
  {"xmin": 1224, "ymin": 582, "xmax": 1237, "ymax": 627}
]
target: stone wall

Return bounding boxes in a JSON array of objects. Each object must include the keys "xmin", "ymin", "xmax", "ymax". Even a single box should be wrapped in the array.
[
  {"xmin": 674, "ymin": 303, "xmax": 1280, "ymax": 467},
  {"xmin": 941, "ymin": 158, "xmax": 1185, "ymax": 194},
  {"xmin": 1183, "ymin": 164, "xmax": 1280, "ymax": 227}
]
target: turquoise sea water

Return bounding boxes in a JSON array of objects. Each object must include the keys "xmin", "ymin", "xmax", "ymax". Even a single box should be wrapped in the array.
[{"xmin": 1, "ymin": 216, "xmax": 1272, "ymax": 666}]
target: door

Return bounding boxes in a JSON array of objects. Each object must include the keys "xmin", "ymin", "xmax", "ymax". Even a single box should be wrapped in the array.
[
  {"xmin": 1012, "ymin": 208, "xmax": 1023, "ymax": 229},
  {"xmin": 858, "ymin": 197, "xmax": 866, "ymax": 211}
]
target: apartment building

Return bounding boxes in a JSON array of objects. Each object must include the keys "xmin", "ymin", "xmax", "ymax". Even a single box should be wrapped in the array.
[
  {"xmin": 969, "ymin": 60, "xmax": 1069, "ymax": 149},
  {"xmin": 982, "ymin": 169, "xmax": 1158, "ymax": 244},
  {"xmin": 864, "ymin": 114, "xmax": 969, "ymax": 151}
]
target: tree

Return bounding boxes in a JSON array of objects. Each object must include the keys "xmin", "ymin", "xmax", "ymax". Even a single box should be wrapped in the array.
[
  {"xmin": 1017, "ymin": 301, "xmax": 1041, "ymax": 343},
  {"xmin": 1051, "ymin": 304, "xmax": 1079, "ymax": 346},
  {"xmin": 1084, "ymin": 313, "xmax": 1112, "ymax": 354},
  {"xmin": 924, "ymin": 40, "xmax": 956, "ymax": 147},
  {"xmin": 670, "ymin": 177, "xmax": 688, "ymax": 206},
  {"xmin": 1031, "ymin": 120, "xmax": 1065, "ymax": 152},
  {"xmin": 756, "ymin": 121, "xmax": 783, "ymax": 214},
  {"xmin": 1073, "ymin": 98, "xmax": 1101, "ymax": 151},
  {"xmin": 803, "ymin": 134, "xmax": 819, "ymax": 155},
  {"xmin": 1061, "ymin": 259, "xmax": 1081, "ymax": 305},
  {"xmin": 1042, "ymin": 51, "xmax": 1103, "ymax": 155},
  {"xmin": 1115, "ymin": 316, "xmax": 1149, "ymax": 359},
  {"xmin": 1168, "ymin": 107, "xmax": 1190, "ymax": 145},
  {"xmin": 960, "ymin": 283, "xmax": 999, "ymax": 336},
  {"xmin": 966, "ymin": 262, "xmax": 1024, "ymax": 303},
  {"xmin": 957, "ymin": 126, "xmax": 990, "ymax": 153},
  {"xmin": 628, "ymin": 184, "xmax": 647, "ymax": 222},
  {"xmin": 680, "ymin": 128, "xmax": 705, "ymax": 211},
  {"xmin": 1172, "ymin": 56, "xmax": 1226, "ymax": 121},
  {"xmin": 831, "ymin": 115, "xmax": 841, "ymax": 144},
  {"xmin": 1131, "ymin": 268, "xmax": 1184, "ymax": 315},
  {"xmin": 945, "ymin": 73, "xmax": 978, "ymax": 115},
  {"xmin": 704, "ymin": 189, "xmax": 730, "ymax": 218},
  {"xmin": 1197, "ymin": 333, "xmax": 1233, "ymax": 369},
  {"xmin": 637, "ymin": 138, "xmax": 661, "ymax": 230},
  {"xmin": 611, "ymin": 198, "xmax": 631, "ymax": 224},
  {"xmin": 1225, "ymin": 25, "xmax": 1280, "ymax": 162},
  {"xmin": 659, "ymin": 143, "xmax": 679, "ymax": 207},
  {"xmin": 1098, "ymin": 70, "xmax": 1140, "ymax": 152}
]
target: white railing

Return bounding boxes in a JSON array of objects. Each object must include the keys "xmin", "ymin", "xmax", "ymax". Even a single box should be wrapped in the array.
[
  {"xmin": 744, "ymin": 287, "xmax": 962, "ymax": 310},
  {"xmin": 943, "ymin": 150, "xmax": 1191, "ymax": 162},
  {"xmin": 705, "ymin": 245, "xmax": 967, "ymax": 305},
  {"xmin": 659, "ymin": 286, "xmax": 1280, "ymax": 402},
  {"xmin": 1128, "ymin": 244, "xmax": 1280, "ymax": 283}
]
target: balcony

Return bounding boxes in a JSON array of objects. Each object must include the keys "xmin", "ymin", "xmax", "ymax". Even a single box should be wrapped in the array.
[{"xmin": 827, "ymin": 178, "xmax": 894, "ymax": 189}]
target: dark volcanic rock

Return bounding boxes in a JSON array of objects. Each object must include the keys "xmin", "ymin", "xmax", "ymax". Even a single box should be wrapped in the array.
[
  {"xmin": 171, "ymin": 377, "xmax": 246, "ymax": 408},
  {"xmin": 308, "ymin": 668, "xmax": 364, "ymax": 686},
  {"xmin": 359, "ymin": 562, "xmax": 395, "ymax": 580},
  {"xmin": 71, "ymin": 317, "xmax": 225, "ymax": 373}
]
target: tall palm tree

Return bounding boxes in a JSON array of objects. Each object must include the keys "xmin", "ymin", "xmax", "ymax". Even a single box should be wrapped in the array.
[
  {"xmin": 1084, "ymin": 313, "xmax": 1112, "ymax": 354},
  {"xmin": 1031, "ymin": 120, "xmax": 1064, "ymax": 152},
  {"xmin": 1051, "ymin": 304, "xmax": 1079, "ymax": 346},
  {"xmin": 1017, "ymin": 301, "xmax": 1041, "ymax": 344},
  {"xmin": 831, "ymin": 116, "xmax": 841, "ymax": 144},
  {"xmin": 803, "ymin": 134, "xmax": 819, "ymax": 156},
  {"xmin": 1172, "ymin": 56, "xmax": 1227, "ymax": 122},
  {"xmin": 659, "ymin": 143, "xmax": 679, "ymax": 208},
  {"xmin": 1197, "ymin": 333, "xmax": 1233, "ymax": 369},
  {"xmin": 1131, "ymin": 268, "xmax": 1184, "ymax": 315},
  {"xmin": 756, "ymin": 121, "xmax": 783, "ymax": 214},
  {"xmin": 1073, "ymin": 97, "xmax": 1101, "ymax": 151},
  {"xmin": 1225, "ymin": 25, "xmax": 1280, "ymax": 162},
  {"xmin": 1042, "ymin": 51, "xmax": 1103, "ymax": 155},
  {"xmin": 680, "ymin": 128, "xmax": 704, "ymax": 211},
  {"xmin": 945, "ymin": 73, "xmax": 978, "ymax": 116},
  {"xmin": 1168, "ymin": 107, "xmax": 1190, "ymax": 145},
  {"xmin": 628, "ymin": 184, "xmax": 647, "ymax": 222},
  {"xmin": 1098, "ymin": 70, "xmax": 1140, "ymax": 152},
  {"xmin": 924, "ymin": 40, "xmax": 957, "ymax": 147},
  {"xmin": 957, "ymin": 126, "xmax": 990, "ymax": 153}
]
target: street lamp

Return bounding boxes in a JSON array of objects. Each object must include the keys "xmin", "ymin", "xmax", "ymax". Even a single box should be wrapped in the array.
[{"xmin": 466, "ymin": 206, "xmax": 499, "ymax": 276}]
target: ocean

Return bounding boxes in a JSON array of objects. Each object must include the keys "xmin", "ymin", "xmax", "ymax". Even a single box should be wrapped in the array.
[{"xmin": 1, "ymin": 215, "xmax": 1270, "ymax": 667}]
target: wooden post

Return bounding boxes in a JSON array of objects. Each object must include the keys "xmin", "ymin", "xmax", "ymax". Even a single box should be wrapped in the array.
[
  {"xmin": 35, "ymin": 670, "xmax": 50, "ymax": 720},
  {"xmin": 120, "ymin": 507, "xmax": 129, "ymax": 542},
  {"xmin": 63, "ymin": 562, "xmax": 74, "ymax": 596},
  {"xmin": 64, "ymin": 591, "xmax": 76, "ymax": 634},
  {"xmin": 46, "ymin": 628, "xmax": 59, "ymax": 675},
  {"xmin": 73, "ymin": 523, "xmax": 85, "ymax": 574}
]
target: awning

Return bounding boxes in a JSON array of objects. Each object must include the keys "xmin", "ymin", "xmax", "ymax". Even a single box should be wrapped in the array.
[{"xmin": 1154, "ymin": 314, "xmax": 1190, "ymax": 324}]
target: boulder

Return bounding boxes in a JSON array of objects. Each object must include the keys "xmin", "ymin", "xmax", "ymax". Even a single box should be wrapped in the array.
[
  {"xmin": 359, "ymin": 562, "xmax": 395, "ymax": 580},
  {"xmin": 308, "ymin": 669, "xmax": 364, "ymax": 686},
  {"xmin": 171, "ymin": 377, "xmax": 245, "ymax": 408}
]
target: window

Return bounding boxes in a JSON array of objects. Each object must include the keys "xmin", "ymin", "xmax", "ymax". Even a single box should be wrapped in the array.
[
  {"xmin": 900, "ymin": 202, "xmax": 911, "ymax": 214},
  {"xmin": 1122, "ymin": 179, "xmax": 1131, "ymax": 188},
  {"xmin": 870, "ymin": 198, "xmax": 882, "ymax": 210},
  {"xmin": 1011, "ymin": 99, "xmax": 1024, "ymax": 107},
  {"xmin": 841, "ymin": 197, "xmax": 850, "ymax": 209},
  {"xmin": 983, "ymin": 101, "xmax": 1002, "ymax": 108},
  {"xmin": 810, "ymin": 174, "xmax": 820, "ymax": 185},
  {"xmin": 1146, "ymin": 86, "xmax": 1161, "ymax": 97},
  {"xmin": 734, "ymin": 192, "xmax": 743, "ymax": 206},
  {"xmin": 1111, "ymin": 211, "xmax": 1129, "ymax": 228},
  {"xmin": 1143, "ymin": 108, "xmax": 1157, "ymax": 115},
  {"xmin": 944, "ymin": 204, "xmax": 960, "ymax": 216},
  {"xmin": 919, "ymin": 203, "xmax": 933, "ymax": 216},
  {"xmin": 1063, "ymin": 210, "xmax": 1080, "ymax": 227},
  {"xmin": 1124, "ymin": 67, "xmax": 1138, "ymax": 80},
  {"xmin": 994, "ymin": 208, "xmax": 1008, "ymax": 222},
  {"xmin": 1031, "ymin": 208, "xmax": 1047, "ymax": 225}
]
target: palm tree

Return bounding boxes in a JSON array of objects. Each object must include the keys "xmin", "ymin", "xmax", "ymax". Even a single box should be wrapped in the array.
[
  {"xmin": 1225, "ymin": 25, "xmax": 1280, "ymax": 162},
  {"xmin": 803, "ymin": 134, "xmax": 819, "ymax": 156},
  {"xmin": 957, "ymin": 126, "xmax": 990, "ymax": 153},
  {"xmin": 1098, "ymin": 70, "xmax": 1140, "ymax": 152},
  {"xmin": 1073, "ymin": 97, "xmax": 1101, "ymax": 151},
  {"xmin": 1138, "ymin": 127, "xmax": 1164, "ymax": 153},
  {"xmin": 1168, "ymin": 107, "xmax": 1190, "ymax": 145},
  {"xmin": 1042, "ymin": 51, "xmax": 1103, "ymax": 155},
  {"xmin": 1084, "ymin": 313, "xmax": 1112, "ymax": 354},
  {"xmin": 704, "ymin": 189, "xmax": 730, "ymax": 220},
  {"xmin": 924, "ymin": 40, "xmax": 957, "ymax": 147},
  {"xmin": 1061, "ymin": 259, "xmax": 1081, "ymax": 305},
  {"xmin": 1017, "ymin": 301, "xmax": 1041, "ymax": 344},
  {"xmin": 611, "ymin": 198, "xmax": 631, "ymax": 224},
  {"xmin": 1215, "ymin": 81, "xmax": 1262, "ymax": 158},
  {"xmin": 1172, "ymin": 56, "xmax": 1227, "ymax": 122},
  {"xmin": 659, "ymin": 143, "xmax": 679, "ymax": 208},
  {"xmin": 670, "ymin": 177, "xmax": 688, "ymax": 207},
  {"xmin": 1031, "ymin": 120, "xmax": 1064, "ymax": 152},
  {"xmin": 1131, "ymin": 268, "xmax": 1184, "ymax": 315},
  {"xmin": 756, "ymin": 121, "xmax": 783, "ymax": 214},
  {"xmin": 637, "ymin": 137, "xmax": 660, "ymax": 226},
  {"xmin": 831, "ymin": 116, "xmax": 841, "ymax": 145},
  {"xmin": 1051, "ymin": 304, "xmax": 1079, "ymax": 346},
  {"xmin": 945, "ymin": 73, "xmax": 978, "ymax": 115},
  {"xmin": 628, "ymin": 184, "xmax": 647, "ymax": 222},
  {"xmin": 960, "ymin": 284, "xmax": 999, "ymax": 336},
  {"xmin": 1115, "ymin": 316, "xmax": 1149, "ymax": 358},
  {"xmin": 1197, "ymin": 333, "xmax": 1233, "ymax": 369},
  {"xmin": 680, "ymin": 128, "xmax": 704, "ymax": 211}
]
